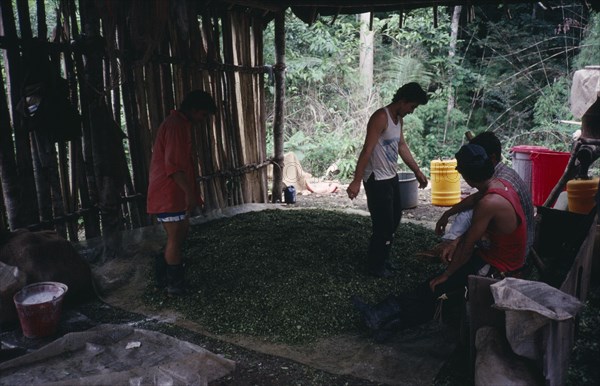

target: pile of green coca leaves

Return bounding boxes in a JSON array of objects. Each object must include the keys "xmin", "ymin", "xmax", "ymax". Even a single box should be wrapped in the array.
[{"xmin": 143, "ymin": 209, "xmax": 442, "ymax": 344}]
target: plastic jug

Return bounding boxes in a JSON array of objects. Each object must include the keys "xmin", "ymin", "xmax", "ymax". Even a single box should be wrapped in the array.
[
  {"xmin": 431, "ymin": 159, "xmax": 461, "ymax": 207},
  {"xmin": 567, "ymin": 177, "xmax": 599, "ymax": 214}
]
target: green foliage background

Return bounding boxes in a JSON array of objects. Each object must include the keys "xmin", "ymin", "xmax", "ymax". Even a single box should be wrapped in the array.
[{"xmin": 264, "ymin": 5, "xmax": 600, "ymax": 180}]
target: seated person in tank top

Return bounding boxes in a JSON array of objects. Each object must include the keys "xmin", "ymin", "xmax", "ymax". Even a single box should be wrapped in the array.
[
  {"xmin": 351, "ymin": 144, "xmax": 527, "ymax": 342},
  {"xmin": 420, "ymin": 131, "xmax": 534, "ymax": 265}
]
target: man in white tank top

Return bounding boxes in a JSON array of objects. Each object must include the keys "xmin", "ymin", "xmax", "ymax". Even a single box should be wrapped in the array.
[{"xmin": 347, "ymin": 82, "xmax": 429, "ymax": 277}]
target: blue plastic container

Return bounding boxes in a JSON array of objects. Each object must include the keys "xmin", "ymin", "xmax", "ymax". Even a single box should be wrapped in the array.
[{"xmin": 284, "ymin": 185, "xmax": 296, "ymax": 204}]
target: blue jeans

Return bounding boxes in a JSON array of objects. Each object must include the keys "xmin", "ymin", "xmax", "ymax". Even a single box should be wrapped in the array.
[{"xmin": 364, "ymin": 173, "xmax": 401, "ymax": 272}]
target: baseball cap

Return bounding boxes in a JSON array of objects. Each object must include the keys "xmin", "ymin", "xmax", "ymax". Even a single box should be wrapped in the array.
[{"xmin": 455, "ymin": 144, "xmax": 489, "ymax": 170}]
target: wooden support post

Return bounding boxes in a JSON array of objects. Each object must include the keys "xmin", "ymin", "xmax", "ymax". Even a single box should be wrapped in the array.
[{"xmin": 271, "ymin": 10, "xmax": 285, "ymax": 203}]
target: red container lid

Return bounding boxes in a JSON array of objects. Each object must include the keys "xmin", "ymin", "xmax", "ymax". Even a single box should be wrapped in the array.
[{"xmin": 510, "ymin": 145, "xmax": 549, "ymax": 153}]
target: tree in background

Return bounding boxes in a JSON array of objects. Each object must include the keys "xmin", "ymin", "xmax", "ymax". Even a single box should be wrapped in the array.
[
  {"xmin": 455, "ymin": 4, "xmax": 591, "ymax": 157},
  {"xmin": 264, "ymin": 5, "xmax": 597, "ymax": 180}
]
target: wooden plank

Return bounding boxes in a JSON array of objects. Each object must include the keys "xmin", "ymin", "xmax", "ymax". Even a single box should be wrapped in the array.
[{"xmin": 467, "ymin": 275, "xmax": 503, "ymax": 374}]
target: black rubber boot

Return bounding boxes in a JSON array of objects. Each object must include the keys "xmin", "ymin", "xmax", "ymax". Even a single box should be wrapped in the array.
[
  {"xmin": 351, "ymin": 294, "xmax": 403, "ymax": 331},
  {"xmin": 154, "ymin": 250, "xmax": 167, "ymax": 289},
  {"xmin": 166, "ymin": 264, "xmax": 186, "ymax": 296},
  {"xmin": 367, "ymin": 242, "xmax": 394, "ymax": 278}
]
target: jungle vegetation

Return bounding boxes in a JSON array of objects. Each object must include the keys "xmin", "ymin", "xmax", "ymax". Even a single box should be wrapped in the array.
[{"xmin": 264, "ymin": 4, "xmax": 600, "ymax": 180}]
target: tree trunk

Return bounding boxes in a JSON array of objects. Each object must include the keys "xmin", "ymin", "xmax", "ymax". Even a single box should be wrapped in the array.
[
  {"xmin": 443, "ymin": 6, "xmax": 462, "ymax": 144},
  {"xmin": 271, "ymin": 11, "xmax": 285, "ymax": 203},
  {"xmin": 359, "ymin": 13, "xmax": 374, "ymax": 96}
]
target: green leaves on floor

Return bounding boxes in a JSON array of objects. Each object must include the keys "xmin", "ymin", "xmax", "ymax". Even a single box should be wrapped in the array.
[{"xmin": 143, "ymin": 210, "xmax": 442, "ymax": 344}]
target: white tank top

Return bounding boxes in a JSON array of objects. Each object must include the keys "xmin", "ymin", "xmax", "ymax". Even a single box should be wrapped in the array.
[{"xmin": 363, "ymin": 107, "xmax": 402, "ymax": 181}]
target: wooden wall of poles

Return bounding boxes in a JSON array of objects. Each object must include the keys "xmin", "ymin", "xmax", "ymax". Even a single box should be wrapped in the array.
[{"xmin": 0, "ymin": 0, "xmax": 270, "ymax": 241}]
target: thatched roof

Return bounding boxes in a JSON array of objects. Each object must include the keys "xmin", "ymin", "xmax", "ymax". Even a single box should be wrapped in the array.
[{"xmin": 220, "ymin": 0, "xmax": 550, "ymax": 24}]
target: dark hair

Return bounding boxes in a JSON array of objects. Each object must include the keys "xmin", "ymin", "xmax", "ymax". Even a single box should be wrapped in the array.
[
  {"xmin": 180, "ymin": 90, "xmax": 216, "ymax": 114},
  {"xmin": 470, "ymin": 131, "xmax": 502, "ymax": 161},
  {"xmin": 391, "ymin": 82, "xmax": 428, "ymax": 105}
]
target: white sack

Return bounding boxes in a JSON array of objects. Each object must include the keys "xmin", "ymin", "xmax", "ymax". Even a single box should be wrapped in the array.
[
  {"xmin": 570, "ymin": 66, "xmax": 600, "ymax": 119},
  {"xmin": 490, "ymin": 278, "xmax": 583, "ymax": 360}
]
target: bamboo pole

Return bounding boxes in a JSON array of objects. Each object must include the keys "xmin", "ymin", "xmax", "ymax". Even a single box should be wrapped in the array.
[
  {"xmin": 221, "ymin": 12, "xmax": 240, "ymax": 206},
  {"xmin": 62, "ymin": 0, "xmax": 99, "ymax": 238},
  {"xmin": 0, "ymin": 58, "xmax": 21, "ymax": 230},
  {"xmin": 22, "ymin": 7, "xmax": 55, "ymax": 234},
  {"xmin": 194, "ymin": 10, "xmax": 213, "ymax": 207},
  {"xmin": 79, "ymin": 0, "xmax": 124, "ymax": 238},
  {"xmin": 41, "ymin": 9, "xmax": 69, "ymax": 238},
  {"xmin": 237, "ymin": 14, "xmax": 251, "ymax": 204},
  {"xmin": 255, "ymin": 18, "xmax": 268, "ymax": 203},
  {"xmin": 145, "ymin": 62, "xmax": 161, "ymax": 133},
  {"xmin": 158, "ymin": 39, "xmax": 175, "ymax": 123},
  {"xmin": 271, "ymin": 10, "xmax": 285, "ymax": 203},
  {"xmin": 15, "ymin": 0, "xmax": 32, "ymax": 40},
  {"xmin": 249, "ymin": 14, "xmax": 266, "ymax": 204},
  {"xmin": 0, "ymin": 0, "xmax": 39, "ymax": 227},
  {"xmin": 48, "ymin": 2, "xmax": 77, "ymax": 239},
  {"xmin": 0, "ymin": 185, "xmax": 6, "ymax": 231},
  {"xmin": 100, "ymin": 12, "xmax": 143, "ymax": 229},
  {"xmin": 234, "ymin": 13, "xmax": 255, "ymax": 204},
  {"xmin": 188, "ymin": 6, "xmax": 210, "ymax": 207},
  {"xmin": 68, "ymin": 0, "xmax": 101, "ymax": 237},
  {"xmin": 24, "ymin": 3, "xmax": 68, "ymax": 237},
  {"xmin": 197, "ymin": 14, "xmax": 225, "ymax": 210},
  {"xmin": 118, "ymin": 21, "xmax": 150, "ymax": 224},
  {"xmin": 29, "ymin": 133, "xmax": 53, "ymax": 227},
  {"xmin": 58, "ymin": 141, "xmax": 78, "ymax": 240},
  {"xmin": 36, "ymin": 0, "xmax": 47, "ymax": 39}
]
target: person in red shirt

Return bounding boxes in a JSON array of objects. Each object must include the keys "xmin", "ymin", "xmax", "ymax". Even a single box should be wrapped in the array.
[
  {"xmin": 147, "ymin": 90, "xmax": 216, "ymax": 295},
  {"xmin": 352, "ymin": 144, "xmax": 527, "ymax": 341}
]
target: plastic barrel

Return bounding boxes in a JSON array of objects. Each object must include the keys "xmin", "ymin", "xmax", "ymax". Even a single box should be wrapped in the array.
[
  {"xmin": 430, "ymin": 159, "xmax": 461, "ymax": 207},
  {"xmin": 13, "ymin": 282, "xmax": 68, "ymax": 338},
  {"xmin": 510, "ymin": 145, "xmax": 549, "ymax": 194},
  {"xmin": 398, "ymin": 172, "xmax": 418, "ymax": 209},
  {"xmin": 530, "ymin": 150, "xmax": 570, "ymax": 206},
  {"xmin": 567, "ymin": 177, "xmax": 599, "ymax": 214}
]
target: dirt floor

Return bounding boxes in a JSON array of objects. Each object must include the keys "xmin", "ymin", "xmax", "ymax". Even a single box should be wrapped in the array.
[{"xmin": 292, "ymin": 181, "xmax": 473, "ymax": 226}]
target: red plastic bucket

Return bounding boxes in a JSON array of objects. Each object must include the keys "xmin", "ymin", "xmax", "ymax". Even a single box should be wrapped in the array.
[
  {"xmin": 530, "ymin": 150, "xmax": 570, "ymax": 206},
  {"xmin": 510, "ymin": 145, "xmax": 549, "ymax": 194},
  {"xmin": 13, "ymin": 281, "xmax": 68, "ymax": 338}
]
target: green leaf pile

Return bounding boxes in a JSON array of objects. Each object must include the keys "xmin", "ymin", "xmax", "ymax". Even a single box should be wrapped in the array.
[{"xmin": 143, "ymin": 209, "xmax": 442, "ymax": 344}]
